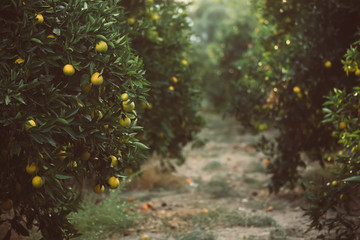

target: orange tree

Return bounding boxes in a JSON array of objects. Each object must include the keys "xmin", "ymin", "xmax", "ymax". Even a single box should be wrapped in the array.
[
  {"xmin": 121, "ymin": 0, "xmax": 205, "ymax": 165},
  {"xmin": 190, "ymin": 0, "xmax": 257, "ymax": 111},
  {"xmin": 304, "ymin": 41, "xmax": 360, "ymax": 238},
  {"xmin": 228, "ymin": 0, "xmax": 360, "ymax": 193},
  {"xmin": 0, "ymin": 0, "xmax": 149, "ymax": 239}
]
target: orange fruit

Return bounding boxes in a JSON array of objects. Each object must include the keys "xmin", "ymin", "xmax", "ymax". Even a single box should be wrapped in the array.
[
  {"xmin": 355, "ymin": 69, "xmax": 360, "ymax": 76},
  {"xmin": 91, "ymin": 72, "xmax": 104, "ymax": 86},
  {"xmin": 26, "ymin": 162, "xmax": 38, "ymax": 174},
  {"xmin": 80, "ymin": 151, "xmax": 90, "ymax": 161},
  {"xmin": 108, "ymin": 176, "xmax": 120, "ymax": 189},
  {"xmin": 120, "ymin": 117, "xmax": 131, "ymax": 127},
  {"xmin": 121, "ymin": 93, "xmax": 129, "ymax": 101},
  {"xmin": 122, "ymin": 100, "xmax": 135, "ymax": 112},
  {"xmin": 25, "ymin": 119, "xmax": 36, "ymax": 131},
  {"xmin": 94, "ymin": 184, "xmax": 105, "ymax": 194},
  {"xmin": 95, "ymin": 41, "xmax": 108, "ymax": 53},
  {"xmin": 293, "ymin": 86, "xmax": 301, "ymax": 93},
  {"xmin": 32, "ymin": 176, "xmax": 44, "ymax": 188},
  {"xmin": 35, "ymin": 14, "xmax": 44, "ymax": 23},
  {"xmin": 128, "ymin": 17, "xmax": 135, "ymax": 25},
  {"xmin": 324, "ymin": 60, "xmax": 332, "ymax": 68},
  {"xmin": 172, "ymin": 76, "xmax": 178, "ymax": 83},
  {"xmin": 339, "ymin": 121, "xmax": 346, "ymax": 129},
  {"xmin": 109, "ymin": 155, "xmax": 117, "ymax": 167},
  {"xmin": 63, "ymin": 64, "xmax": 75, "ymax": 76}
]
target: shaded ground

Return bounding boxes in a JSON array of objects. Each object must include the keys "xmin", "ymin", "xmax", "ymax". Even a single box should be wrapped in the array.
[{"xmin": 109, "ymin": 111, "xmax": 319, "ymax": 240}]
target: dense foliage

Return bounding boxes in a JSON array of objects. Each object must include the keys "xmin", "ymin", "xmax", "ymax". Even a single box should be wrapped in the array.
[
  {"xmin": 0, "ymin": 0, "xmax": 147, "ymax": 238},
  {"xmin": 216, "ymin": 0, "xmax": 360, "ymax": 237},
  {"xmin": 227, "ymin": 0, "xmax": 360, "ymax": 193},
  {"xmin": 122, "ymin": 0, "xmax": 205, "ymax": 165},
  {"xmin": 305, "ymin": 41, "xmax": 360, "ymax": 238}
]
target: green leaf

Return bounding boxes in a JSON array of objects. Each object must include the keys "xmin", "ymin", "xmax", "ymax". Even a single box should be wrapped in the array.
[
  {"xmin": 55, "ymin": 174, "xmax": 73, "ymax": 180},
  {"xmin": 343, "ymin": 176, "xmax": 360, "ymax": 182},
  {"xmin": 63, "ymin": 127, "xmax": 77, "ymax": 140},
  {"xmin": 31, "ymin": 38, "xmax": 43, "ymax": 45},
  {"xmin": 58, "ymin": 118, "xmax": 69, "ymax": 125},
  {"xmin": 5, "ymin": 95, "xmax": 10, "ymax": 105},
  {"xmin": 322, "ymin": 108, "xmax": 332, "ymax": 113},
  {"xmin": 96, "ymin": 34, "xmax": 107, "ymax": 41},
  {"xmin": 133, "ymin": 142, "xmax": 149, "ymax": 150},
  {"xmin": 53, "ymin": 28, "xmax": 61, "ymax": 36}
]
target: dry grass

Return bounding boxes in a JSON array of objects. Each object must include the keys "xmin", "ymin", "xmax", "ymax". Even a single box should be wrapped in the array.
[{"xmin": 127, "ymin": 165, "xmax": 187, "ymax": 191}]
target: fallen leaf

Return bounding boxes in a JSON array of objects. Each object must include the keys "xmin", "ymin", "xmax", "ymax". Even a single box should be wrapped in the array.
[
  {"xmin": 263, "ymin": 158, "xmax": 270, "ymax": 165},
  {"xmin": 127, "ymin": 197, "xmax": 135, "ymax": 202},
  {"xmin": 141, "ymin": 234, "xmax": 149, "ymax": 240},
  {"xmin": 245, "ymin": 146, "xmax": 254, "ymax": 152},
  {"xmin": 266, "ymin": 206, "xmax": 274, "ymax": 212}
]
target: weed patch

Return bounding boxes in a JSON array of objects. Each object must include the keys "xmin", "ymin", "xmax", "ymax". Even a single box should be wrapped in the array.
[
  {"xmin": 69, "ymin": 188, "xmax": 139, "ymax": 240},
  {"xmin": 202, "ymin": 161, "xmax": 223, "ymax": 171}
]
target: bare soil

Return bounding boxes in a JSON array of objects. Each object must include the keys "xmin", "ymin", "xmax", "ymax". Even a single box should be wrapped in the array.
[{"xmin": 112, "ymin": 111, "xmax": 321, "ymax": 240}]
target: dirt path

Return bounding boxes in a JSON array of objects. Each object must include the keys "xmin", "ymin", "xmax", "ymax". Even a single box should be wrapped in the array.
[{"xmin": 115, "ymin": 112, "xmax": 318, "ymax": 240}]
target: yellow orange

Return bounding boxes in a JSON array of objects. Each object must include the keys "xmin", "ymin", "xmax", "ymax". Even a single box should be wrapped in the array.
[
  {"xmin": 121, "ymin": 93, "xmax": 129, "ymax": 101},
  {"xmin": 32, "ymin": 176, "xmax": 43, "ymax": 188},
  {"xmin": 26, "ymin": 162, "xmax": 38, "ymax": 174},
  {"xmin": 63, "ymin": 64, "xmax": 75, "ymax": 76},
  {"xmin": 25, "ymin": 120, "xmax": 36, "ymax": 131},
  {"xmin": 293, "ymin": 86, "xmax": 301, "ymax": 94},
  {"xmin": 108, "ymin": 176, "xmax": 120, "ymax": 189},
  {"xmin": 324, "ymin": 60, "xmax": 332, "ymax": 68},
  {"xmin": 109, "ymin": 155, "xmax": 117, "ymax": 167},
  {"xmin": 122, "ymin": 99, "xmax": 135, "ymax": 112},
  {"xmin": 35, "ymin": 14, "xmax": 44, "ymax": 23},
  {"xmin": 120, "ymin": 117, "xmax": 131, "ymax": 127},
  {"xmin": 95, "ymin": 41, "xmax": 108, "ymax": 53},
  {"xmin": 91, "ymin": 72, "xmax": 104, "ymax": 86},
  {"xmin": 94, "ymin": 184, "xmax": 105, "ymax": 194},
  {"xmin": 339, "ymin": 121, "xmax": 346, "ymax": 129}
]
